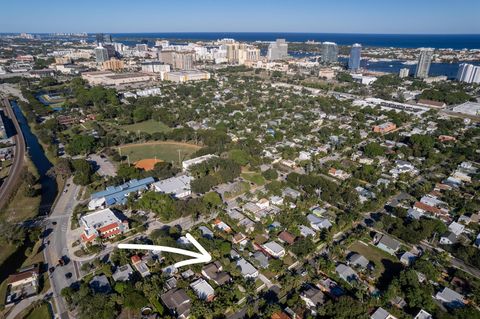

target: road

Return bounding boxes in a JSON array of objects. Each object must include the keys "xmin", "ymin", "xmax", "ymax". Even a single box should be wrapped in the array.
[
  {"xmin": 43, "ymin": 179, "xmax": 81, "ymax": 319},
  {"xmin": 0, "ymin": 98, "xmax": 26, "ymax": 209}
]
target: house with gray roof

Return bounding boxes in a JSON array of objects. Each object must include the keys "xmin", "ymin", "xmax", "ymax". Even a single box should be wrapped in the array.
[
  {"xmin": 299, "ymin": 225, "xmax": 316, "ymax": 237},
  {"xmin": 153, "ymin": 175, "xmax": 192, "ymax": 199},
  {"xmin": 198, "ymin": 226, "xmax": 214, "ymax": 239},
  {"xmin": 253, "ymin": 251, "xmax": 269, "ymax": 269},
  {"xmin": 375, "ymin": 234, "xmax": 401, "ymax": 255},
  {"xmin": 202, "ymin": 261, "xmax": 231, "ymax": 285},
  {"xmin": 414, "ymin": 310, "xmax": 432, "ymax": 319},
  {"xmin": 300, "ymin": 286, "xmax": 325, "ymax": 309},
  {"xmin": 348, "ymin": 253, "xmax": 369, "ymax": 269},
  {"xmin": 236, "ymin": 258, "xmax": 259, "ymax": 279},
  {"xmin": 307, "ymin": 214, "xmax": 332, "ymax": 231},
  {"xmin": 112, "ymin": 264, "xmax": 134, "ymax": 282},
  {"xmin": 335, "ymin": 264, "xmax": 358, "ymax": 284},
  {"xmin": 161, "ymin": 288, "xmax": 191, "ymax": 319},
  {"xmin": 190, "ymin": 278, "xmax": 215, "ymax": 301},
  {"xmin": 435, "ymin": 287, "xmax": 465, "ymax": 308},
  {"xmin": 370, "ymin": 307, "xmax": 397, "ymax": 319},
  {"xmin": 89, "ymin": 275, "xmax": 111, "ymax": 294}
]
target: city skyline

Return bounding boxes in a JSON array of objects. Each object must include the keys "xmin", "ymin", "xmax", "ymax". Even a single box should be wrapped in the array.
[{"xmin": 1, "ymin": 0, "xmax": 480, "ymax": 34}]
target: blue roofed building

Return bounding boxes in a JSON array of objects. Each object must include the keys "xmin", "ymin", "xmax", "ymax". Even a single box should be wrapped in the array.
[{"xmin": 88, "ymin": 177, "xmax": 155, "ymax": 210}]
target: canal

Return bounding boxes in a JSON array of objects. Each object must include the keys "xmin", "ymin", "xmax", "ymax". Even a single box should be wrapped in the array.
[{"xmin": 0, "ymin": 101, "xmax": 58, "ymax": 284}]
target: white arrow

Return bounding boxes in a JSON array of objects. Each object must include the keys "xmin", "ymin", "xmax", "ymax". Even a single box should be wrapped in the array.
[{"xmin": 118, "ymin": 233, "xmax": 212, "ymax": 269}]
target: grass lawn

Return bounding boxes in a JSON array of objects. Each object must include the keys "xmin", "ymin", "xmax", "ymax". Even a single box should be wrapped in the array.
[
  {"xmin": 122, "ymin": 120, "xmax": 172, "ymax": 135},
  {"xmin": 22, "ymin": 240, "xmax": 45, "ymax": 267},
  {"xmin": 118, "ymin": 141, "xmax": 201, "ymax": 164},
  {"xmin": 241, "ymin": 172, "xmax": 266, "ymax": 186},
  {"xmin": 23, "ymin": 303, "xmax": 53, "ymax": 319},
  {"xmin": 348, "ymin": 240, "xmax": 399, "ymax": 278},
  {"xmin": 0, "ymin": 244, "xmax": 18, "ymax": 268}
]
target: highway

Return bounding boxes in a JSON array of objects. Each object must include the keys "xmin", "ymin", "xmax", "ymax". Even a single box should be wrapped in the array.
[
  {"xmin": 43, "ymin": 179, "xmax": 81, "ymax": 319},
  {"xmin": 0, "ymin": 98, "xmax": 26, "ymax": 209}
]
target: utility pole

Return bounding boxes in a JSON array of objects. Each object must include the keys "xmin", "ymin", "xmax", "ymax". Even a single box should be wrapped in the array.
[{"xmin": 178, "ymin": 149, "xmax": 181, "ymax": 166}]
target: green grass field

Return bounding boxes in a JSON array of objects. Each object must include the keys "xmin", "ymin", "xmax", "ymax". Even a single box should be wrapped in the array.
[
  {"xmin": 122, "ymin": 120, "xmax": 172, "ymax": 135},
  {"xmin": 118, "ymin": 141, "xmax": 201, "ymax": 164},
  {"xmin": 348, "ymin": 240, "xmax": 399, "ymax": 278},
  {"xmin": 241, "ymin": 172, "xmax": 266, "ymax": 186},
  {"xmin": 24, "ymin": 303, "xmax": 53, "ymax": 319}
]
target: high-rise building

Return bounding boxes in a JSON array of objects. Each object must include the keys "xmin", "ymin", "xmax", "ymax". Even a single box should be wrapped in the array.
[
  {"xmin": 348, "ymin": 43, "xmax": 362, "ymax": 71},
  {"xmin": 96, "ymin": 33, "xmax": 112, "ymax": 44},
  {"xmin": 321, "ymin": 42, "xmax": 338, "ymax": 64},
  {"xmin": 399, "ymin": 68, "xmax": 410, "ymax": 78},
  {"xmin": 94, "ymin": 45, "xmax": 109, "ymax": 63},
  {"xmin": 267, "ymin": 39, "xmax": 288, "ymax": 61},
  {"xmin": 102, "ymin": 58, "xmax": 124, "ymax": 71},
  {"xmin": 415, "ymin": 48, "xmax": 434, "ymax": 79},
  {"xmin": 457, "ymin": 63, "xmax": 480, "ymax": 84},
  {"xmin": 159, "ymin": 50, "xmax": 194, "ymax": 70}
]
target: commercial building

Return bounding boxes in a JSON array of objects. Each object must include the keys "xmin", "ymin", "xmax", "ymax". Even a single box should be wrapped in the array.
[
  {"xmin": 94, "ymin": 45, "xmax": 109, "ymax": 63},
  {"xmin": 415, "ymin": 48, "xmax": 434, "ymax": 79},
  {"xmin": 82, "ymin": 71, "xmax": 155, "ymax": 86},
  {"xmin": 141, "ymin": 61, "xmax": 171, "ymax": 74},
  {"xmin": 348, "ymin": 43, "xmax": 361, "ymax": 70},
  {"xmin": 6, "ymin": 265, "xmax": 40, "ymax": 304},
  {"xmin": 267, "ymin": 39, "xmax": 288, "ymax": 61},
  {"xmin": 182, "ymin": 154, "xmax": 218, "ymax": 171},
  {"xmin": 451, "ymin": 101, "xmax": 480, "ymax": 116},
  {"xmin": 88, "ymin": 177, "xmax": 155, "ymax": 210},
  {"xmin": 321, "ymin": 42, "xmax": 338, "ymax": 64},
  {"xmin": 457, "ymin": 63, "xmax": 480, "ymax": 84},
  {"xmin": 159, "ymin": 50, "xmax": 194, "ymax": 70},
  {"xmin": 80, "ymin": 208, "xmax": 129, "ymax": 242},
  {"xmin": 102, "ymin": 58, "xmax": 124, "ymax": 71},
  {"xmin": 164, "ymin": 70, "xmax": 210, "ymax": 83},
  {"xmin": 152, "ymin": 175, "xmax": 193, "ymax": 199}
]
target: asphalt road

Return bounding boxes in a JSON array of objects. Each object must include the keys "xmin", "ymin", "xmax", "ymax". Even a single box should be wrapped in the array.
[
  {"xmin": 43, "ymin": 179, "xmax": 81, "ymax": 319},
  {"xmin": 0, "ymin": 98, "xmax": 25, "ymax": 209}
]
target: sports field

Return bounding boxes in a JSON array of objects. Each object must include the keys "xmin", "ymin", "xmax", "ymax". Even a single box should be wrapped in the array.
[
  {"xmin": 122, "ymin": 120, "xmax": 172, "ymax": 134},
  {"xmin": 118, "ymin": 141, "xmax": 201, "ymax": 164}
]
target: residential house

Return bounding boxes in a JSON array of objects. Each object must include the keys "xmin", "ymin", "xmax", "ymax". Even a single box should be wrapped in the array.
[
  {"xmin": 335, "ymin": 264, "xmax": 358, "ymax": 284},
  {"xmin": 262, "ymin": 241, "xmax": 286, "ymax": 258},
  {"xmin": 440, "ymin": 232, "xmax": 458, "ymax": 245},
  {"xmin": 232, "ymin": 232, "xmax": 248, "ymax": 245},
  {"xmin": 6, "ymin": 265, "xmax": 40, "ymax": 304},
  {"xmin": 161, "ymin": 288, "xmax": 191, "ymax": 319},
  {"xmin": 414, "ymin": 310, "xmax": 433, "ymax": 319},
  {"xmin": 253, "ymin": 251, "xmax": 270, "ymax": 269},
  {"xmin": 199, "ymin": 226, "xmax": 214, "ymax": 239},
  {"xmin": 282, "ymin": 187, "xmax": 301, "ymax": 200},
  {"xmin": 89, "ymin": 275, "xmax": 112, "ymax": 294},
  {"xmin": 372, "ymin": 122, "xmax": 396, "ymax": 134},
  {"xmin": 400, "ymin": 252, "xmax": 417, "ymax": 266},
  {"xmin": 375, "ymin": 234, "xmax": 401, "ymax": 255},
  {"xmin": 236, "ymin": 258, "xmax": 259, "ymax": 279},
  {"xmin": 307, "ymin": 214, "xmax": 332, "ymax": 231},
  {"xmin": 299, "ymin": 225, "xmax": 316, "ymax": 238},
  {"xmin": 278, "ymin": 231, "xmax": 296, "ymax": 245},
  {"xmin": 202, "ymin": 262, "xmax": 231, "ymax": 285},
  {"xmin": 213, "ymin": 219, "xmax": 232, "ymax": 233},
  {"xmin": 448, "ymin": 222, "xmax": 465, "ymax": 236},
  {"xmin": 328, "ymin": 168, "xmax": 351, "ymax": 180},
  {"xmin": 348, "ymin": 253, "xmax": 370, "ymax": 270},
  {"xmin": 112, "ymin": 264, "xmax": 134, "ymax": 282},
  {"xmin": 370, "ymin": 307, "xmax": 397, "ymax": 319},
  {"xmin": 435, "ymin": 287, "xmax": 465, "ymax": 308},
  {"xmin": 190, "ymin": 278, "xmax": 215, "ymax": 301},
  {"xmin": 300, "ymin": 286, "xmax": 325, "ymax": 309},
  {"xmin": 131, "ymin": 255, "xmax": 150, "ymax": 277}
]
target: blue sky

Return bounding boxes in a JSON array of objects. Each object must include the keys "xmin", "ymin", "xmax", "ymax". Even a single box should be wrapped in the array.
[{"xmin": 1, "ymin": 0, "xmax": 479, "ymax": 34}]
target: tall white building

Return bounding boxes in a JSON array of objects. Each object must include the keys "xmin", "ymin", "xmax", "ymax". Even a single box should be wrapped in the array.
[
  {"xmin": 415, "ymin": 48, "xmax": 434, "ymax": 79},
  {"xmin": 267, "ymin": 39, "xmax": 288, "ymax": 61},
  {"xmin": 321, "ymin": 42, "xmax": 338, "ymax": 64},
  {"xmin": 457, "ymin": 63, "xmax": 480, "ymax": 84},
  {"xmin": 399, "ymin": 68, "xmax": 410, "ymax": 78}
]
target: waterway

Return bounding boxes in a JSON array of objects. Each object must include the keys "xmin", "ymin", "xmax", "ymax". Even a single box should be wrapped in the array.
[{"xmin": 11, "ymin": 100, "xmax": 57, "ymax": 214}]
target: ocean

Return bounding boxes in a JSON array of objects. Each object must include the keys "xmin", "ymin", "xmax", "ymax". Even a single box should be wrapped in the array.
[{"xmin": 108, "ymin": 32, "xmax": 480, "ymax": 50}]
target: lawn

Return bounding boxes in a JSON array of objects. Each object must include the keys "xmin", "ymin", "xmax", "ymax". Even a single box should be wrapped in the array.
[
  {"xmin": 122, "ymin": 120, "xmax": 172, "ymax": 135},
  {"xmin": 23, "ymin": 303, "xmax": 53, "ymax": 319},
  {"xmin": 241, "ymin": 172, "xmax": 266, "ymax": 186},
  {"xmin": 117, "ymin": 141, "xmax": 201, "ymax": 164},
  {"xmin": 348, "ymin": 240, "xmax": 400, "ymax": 279}
]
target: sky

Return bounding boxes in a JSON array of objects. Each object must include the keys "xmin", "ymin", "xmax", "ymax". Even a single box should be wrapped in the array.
[{"xmin": 1, "ymin": 0, "xmax": 479, "ymax": 34}]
